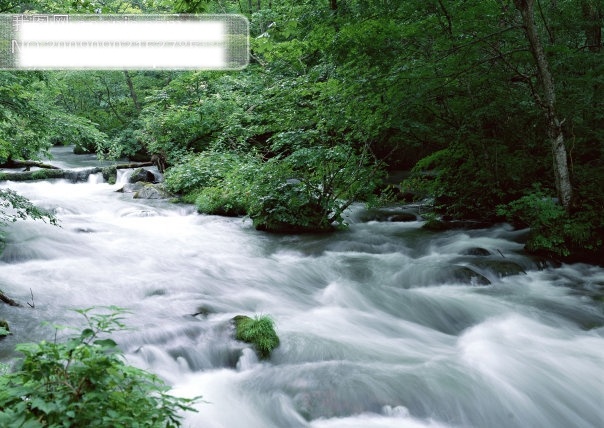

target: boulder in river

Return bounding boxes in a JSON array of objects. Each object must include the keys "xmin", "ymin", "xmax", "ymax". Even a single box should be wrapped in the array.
[
  {"xmin": 129, "ymin": 168, "xmax": 156, "ymax": 184},
  {"xmin": 461, "ymin": 247, "xmax": 492, "ymax": 256},
  {"xmin": 442, "ymin": 265, "xmax": 491, "ymax": 285},
  {"xmin": 116, "ymin": 182, "xmax": 146, "ymax": 194},
  {"xmin": 471, "ymin": 260, "xmax": 527, "ymax": 278},
  {"xmin": 133, "ymin": 183, "xmax": 171, "ymax": 199},
  {"xmin": 359, "ymin": 208, "xmax": 417, "ymax": 223},
  {"xmin": 390, "ymin": 213, "xmax": 417, "ymax": 222}
]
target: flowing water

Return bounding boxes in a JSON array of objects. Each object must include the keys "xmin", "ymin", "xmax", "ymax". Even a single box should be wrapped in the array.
[{"xmin": 1, "ymin": 147, "xmax": 603, "ymax": 428}]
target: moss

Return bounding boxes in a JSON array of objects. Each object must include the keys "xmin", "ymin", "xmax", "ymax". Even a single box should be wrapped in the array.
[
  {"xmin": 30, "ymin": 169, "xmax": 64, "ymax": 180},
  {"xmin": 233, "ymin": 315, "xmax": 280, "ymax": 360},
  {"xmin": 102, "ymin": 166, "xmax": 117, "ymax": 184}
]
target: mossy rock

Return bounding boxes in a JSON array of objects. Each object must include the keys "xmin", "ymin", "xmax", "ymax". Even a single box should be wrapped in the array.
[
  {"xmin": 102, "ymin": 166, "xmax": 117, "ymax": 184},
  {"xmin": 232, "ymin": 315, "xmax": 280, "ymax": 360},
  {"xmin": 133, "ymin": 184, "xmax": 171, "ymax": 199},
  {"xmin": 129, "ymin": 168, "xmax": 155, "ymax": 184}
]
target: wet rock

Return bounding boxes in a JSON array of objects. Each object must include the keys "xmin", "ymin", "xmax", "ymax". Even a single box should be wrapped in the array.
[
  {"xmin": 133, "ymin": 183, "xmax": 171, "ymax": 199},
  {"xmin": 423, "ymin": 219, "xmax": 493, "ymax": 231},
  {"xmin": 461, "ymin": 247, "xmax": 492, "ymax": 256},
  {"xmin": 471, "ymin": 260, "xmax": 527, "ymax": 277},
  {"xmin": 191, "ymin": 306, "xmax": 213, "ymax": 318},
  {"xmin": 390, "ymin": 213, "xmax": 417, "ymax": 222},
  {"xmin": 102, "ymin": 166, "xmax": 117, "ymax": 184},
  {"xmin": 426, "ymin": 265, "xmax": 491, "ymax": 286},
  {"xmin": 359, "ymin": 209, "xmax": 417, "ymax": 223},
  {"xmin": 446, "ymin": 266, "xmax": 491, "ymax": 285},
  {"xmin": 129, "ymin": 168, "xmax": 155, "ymax": 184},
  {"xmin": 116, "ymin": 182, "xmax": 145, "ymax": 193},
  {"xmin": 63, "ymin": 170, "xmax": 92, "ymax": 182}
]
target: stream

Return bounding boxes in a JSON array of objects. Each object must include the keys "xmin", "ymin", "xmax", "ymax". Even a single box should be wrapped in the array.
[{"xmin": 1, "ymin": 146, "xmax": 603, "ymax": 428}]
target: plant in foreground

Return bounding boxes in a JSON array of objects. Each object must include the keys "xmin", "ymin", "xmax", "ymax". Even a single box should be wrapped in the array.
[{"xmin": 0, "ymin": 307, "xmax": 199, "ymax": 427}]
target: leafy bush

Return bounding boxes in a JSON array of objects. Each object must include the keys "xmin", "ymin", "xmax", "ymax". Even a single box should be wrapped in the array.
[
  {"xmin": 498, "ymin": 192, "xmax": 568, "ymax": 255},
  {"xmin": 194, "ymin": 186, "xmax": 247, "ymax": 216},
  {"xmin": 0, "ymin": 307, "xmax": 199, "ymax": 427},
  {"xmin": 248, "ymin": 145, "xmax": 383, "ymax": 233},
  {"xmin": 165, "ymin": 145, "xmax": 383, "ymax": 233},
  {"xmin": 497, "ymin": 190, "xmax": 603, "ymax": 259},
  {"xmin": 233, "ymin": 315, "xmax": 280, "ymax": 360},
  {"xmin": 164, "ymin": 151, "xmax": 255, "ymax": 196}
]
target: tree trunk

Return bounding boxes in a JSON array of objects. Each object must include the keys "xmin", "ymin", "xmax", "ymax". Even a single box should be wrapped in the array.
[
  {"xmin": 514, "ymin": 0, "xmax": 573, "ymax": 210},
  {"xmin": 0, "ymin": 159, "xmax": 60, "ymax": 170},
  {"xmin": 124, "ymin": 71, "xmax": 141, "ymax": 113},
  {"xmin": 0, "ymin": 291, "xmax": 21, "ymax": 307}
]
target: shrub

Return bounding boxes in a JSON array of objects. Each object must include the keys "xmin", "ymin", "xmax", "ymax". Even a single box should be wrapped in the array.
[
  {"xmin": 0, "ymin": 307, "xmax": 199, "ymax": 427},
  {"xmin": 497, "ymin": 190, "xmax": 603, "ymax": 259},
  {"xmin": 165, "ymin": 145, "xmax": 384, "ymax": 233},
  {"xmin": 194, "ymin": 186, "xmax": 247, "ymax": 216},
  {"xmin": 233, "ymin": 315, "xmax": 280, "ymax": 360},
  {"xmin": 248, "ymin": 145, "xmax": 383, "ymax": 233},
  {"xmin": 165, "ymin": 151, "xmax": 245, "ymax": 195}
]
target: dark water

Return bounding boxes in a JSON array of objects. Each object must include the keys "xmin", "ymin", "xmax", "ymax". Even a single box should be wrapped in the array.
[{"xmin": 1, "ymin": 149, "xmax": 603, "ymax": 427}]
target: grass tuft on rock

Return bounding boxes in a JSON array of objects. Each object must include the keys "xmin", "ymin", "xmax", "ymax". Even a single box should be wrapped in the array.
[{"xmin": 233, "ymin": 315, "xmax": 280, "ymax": 360}]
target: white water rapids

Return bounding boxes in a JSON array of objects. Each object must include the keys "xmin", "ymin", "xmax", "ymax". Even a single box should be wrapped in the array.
[{"xmin": 1, "ymin": 147, "xmax": 603, "ymax": 427}]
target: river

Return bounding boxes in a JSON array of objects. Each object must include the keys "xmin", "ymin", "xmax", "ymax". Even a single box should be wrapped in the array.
[{"xmin": 1, "ymin": 147, "xmax": 603, "ymax": 427}]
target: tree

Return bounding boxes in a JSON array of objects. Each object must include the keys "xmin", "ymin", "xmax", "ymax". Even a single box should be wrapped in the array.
[{"xmin": 513, "ymin": 0, "xmax": 573, "ymax": 211}]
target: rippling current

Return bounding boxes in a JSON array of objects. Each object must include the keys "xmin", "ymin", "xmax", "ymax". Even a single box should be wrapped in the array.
[{"xmin": 1, "ymin": 147, "xmax": 603, "ymax": 427}]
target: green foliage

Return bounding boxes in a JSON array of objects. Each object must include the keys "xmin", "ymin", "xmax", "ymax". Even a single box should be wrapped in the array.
[
  {"xmin": 164, "ymin": 151, "xmax": 256, "ymax": 196},
  {"xmin": 0, "ymin": 0, "xmax": 600, "ymax": 262},
  {"xmin": 249, "ymin": 145, "xmax": 383, "ymax": 233},
  {"xmin": 497, "ymin": 190, "xmax": 603, "ymax": 258},
  {"xmin": 0, "ymin": 320, "xmax": 10, "ymax": 338},
  {"xmin": 194, "ymin": 186, "xmax": 247, "ymax": 217},
  {"xmin": 233, "ymin": 315, "xmax": 280, "ymax": 360},
  {"xmin": 0, "ymin": 72, "xmax": 53, "ymax": 163},
  {"xmin": 0, "ymin": 188, "xmax": 58, "ymax": 227},
  {"xmin": 498, "ymin": 191, "xmax": 569, "ymax": 255},
  {"xmin": 49, "ymin": 112, "xmax": 109, "ymax": 153},
  {"xmin": 165, "ymin": 144, "xmax": 383, "ymax": 232},
  {"xmin": 0, "ymin": 307, "xmax": 199, "ymax": 427}
]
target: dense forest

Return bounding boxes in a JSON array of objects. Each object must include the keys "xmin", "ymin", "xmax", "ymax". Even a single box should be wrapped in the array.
[{"xmin": 1, "ymin": 0, "xmax": 603, "ymax": 261}]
